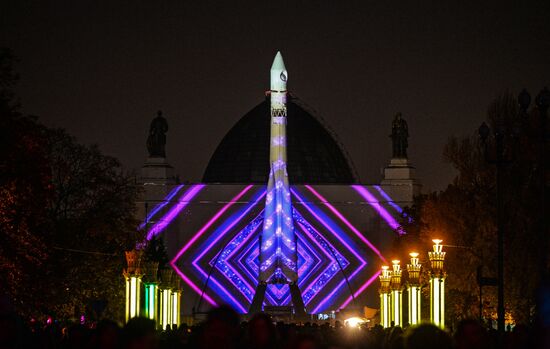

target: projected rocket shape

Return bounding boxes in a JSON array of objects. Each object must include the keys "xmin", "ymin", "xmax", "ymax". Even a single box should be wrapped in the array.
[
  {"xmin": 259, "ymin": 51, "xmax": 298, "ymax": 284},
  {"xmin": 250, "ymin": 51, "xmax": 305, "ymax": 315}
]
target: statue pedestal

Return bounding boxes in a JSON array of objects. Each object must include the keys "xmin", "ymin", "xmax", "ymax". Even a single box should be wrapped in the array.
[
  {"xmin": 140, "ymin": 157, "xmax": 176, "ymax": 184},
  {"xmin": 137, "ymin": 157, "xmax": 178, "ymax": 224},
  {"xmin": 380, "ymin": 158, "xmax": 421, "ymax": 205}
]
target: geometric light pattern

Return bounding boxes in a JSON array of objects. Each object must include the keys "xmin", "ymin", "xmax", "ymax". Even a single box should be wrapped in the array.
[
  {"xmin": 162, "ymin": 184, "xmax": 402, "ymax": 314},
  {"xmin": 142, "ymin": 182, "xmax": 404, "ymax": 314}
]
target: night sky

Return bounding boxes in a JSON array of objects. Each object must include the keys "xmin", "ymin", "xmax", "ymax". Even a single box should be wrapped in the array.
[{"xmin": 2, "ymin": 1, "xmax": 549, "ymax": 190}]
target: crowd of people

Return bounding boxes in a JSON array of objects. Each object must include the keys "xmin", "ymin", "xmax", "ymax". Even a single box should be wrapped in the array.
[{"xmin": 0, "ymin": 305, "xmax": 546, "ymax": 349}]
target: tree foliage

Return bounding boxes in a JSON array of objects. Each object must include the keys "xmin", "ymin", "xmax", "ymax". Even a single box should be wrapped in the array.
[
  {"xmin": 0, "ymin": 49, "xmax": 143, "ymax": 322},
  {"xmin": 398, "ymin": 92, "xmax": 548, "ymax": 325}
]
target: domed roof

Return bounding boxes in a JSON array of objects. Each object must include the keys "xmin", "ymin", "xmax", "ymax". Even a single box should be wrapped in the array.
[{"xmin": 202, "ymin": 95, "xmax": 358, "ymax": 184}]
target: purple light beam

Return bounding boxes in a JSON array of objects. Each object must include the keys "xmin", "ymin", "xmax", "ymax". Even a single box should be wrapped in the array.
[{"xmin": 147, "ymin": 185, "xmax": 205, "ymax": 240}]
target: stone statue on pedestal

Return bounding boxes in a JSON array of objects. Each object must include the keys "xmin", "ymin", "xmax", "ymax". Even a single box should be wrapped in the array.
[
  {"xmin": 391, "ymin": 113, "xmax": 408, "ymax": 158},
  {"xmin": 147, "ymin": 111, "xmax": 168, "ymax": 158}
]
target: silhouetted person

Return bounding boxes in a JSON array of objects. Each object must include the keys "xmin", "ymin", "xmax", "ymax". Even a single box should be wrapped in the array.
[
  {"xmin": 94, "ymin": 319, "xmax": 121, "ymax": 349},
  {"xmin": 200, "ymin": 306, "xmax": 240, "ymax": 349},
  {"xmin": 404, "ymin": 324, "xmax": 452, "ymax": 349},
  {"xmin": 246, "ymin": 313, "xmax": 278, "ymax": 349},
  {"xmin": 122, "ymin": 317, "xmax": 158, "ymax": 349},
  {"xmin": 386, "ymin": 326, "xmax": 404, "ymax": 349},
  {"xmin": 454, "ymin": 319, "xmax": 488, "ymax": 349},
  {"xmin": 291, "ymin": 334, "xmax": 319, "ymax": 349},
  {"xmin": 63, "ymin": 324, "xmax": 88, "ymax": 349}
]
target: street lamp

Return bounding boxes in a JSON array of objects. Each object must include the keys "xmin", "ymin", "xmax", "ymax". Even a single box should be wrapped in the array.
[
  {"xmin": 390, "ymin": 260, "xmax": 403, "ymax": 326},
  {"xmin": 124, "ymin": 250, "xmax": 144, "ymax": 322},
  {"xmin": 534, "ymin": 88, "xmax": 549, "ymax": 286},
  {"xmin": 142, "ymin": 261, "xmax": 159, "ymax": 322},
  {"xmin": 479, "ymin": 119, "xmax": 506, "ymax": 334},
  {"xmin": 159, "ymin": 269, "xmax": 174, "ymax": 330},
  {"xmin": 379, "ymin": 265, "xmax": 392, "ymax": 328},
  {"xmin": 428, "ymin": 239, "xmax": 446, "ymax": 328},
  {"xmin": 407, "ymin": 252, "xmax": 422, "ymax": 325}
]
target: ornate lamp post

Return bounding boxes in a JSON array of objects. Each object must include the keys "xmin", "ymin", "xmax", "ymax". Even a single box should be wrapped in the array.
[
  {"xmin": 142, "ymin": 261, "xmax": 159, "ymax": 322},
  {"xmin": 379, "ymin": 265, "xmax": 392, "ymax": 328},
  {"xmin": 406, "ymin": 252, "xmax": 422, "ymax": 325},
  {"xmin": 124, "ymin": 250, "xmax": 144, "ymax": 322},
  {"xmin": 428, "ymin": 239, "xmax": 446, "ymax": 328},
  {"xmin": 390, "ymin": 260, "xmax": 403, "ymax": 326},
  {"xmin": 171, "ymin": 277, "xmax": 182, "ymax": 328},
  {"xmin": 159, "ymin": 269, "xmax": 174, "ymax": 330}
]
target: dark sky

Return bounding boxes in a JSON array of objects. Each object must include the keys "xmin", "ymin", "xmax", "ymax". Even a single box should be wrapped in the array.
[{"xmin": 2, "ymin": 1, "xmax": 549, "ymax": 190}]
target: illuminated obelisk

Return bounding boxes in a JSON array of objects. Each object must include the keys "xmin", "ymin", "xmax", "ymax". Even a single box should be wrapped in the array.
[{"xmin": 249, "ymin": 52, "xmax": 306, "ymax": 317}]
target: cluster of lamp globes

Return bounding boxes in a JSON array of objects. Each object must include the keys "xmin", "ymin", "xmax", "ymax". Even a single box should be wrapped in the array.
[{"xmin": 378, "ymin": 239, "xmax": 447, "ymax": 329}]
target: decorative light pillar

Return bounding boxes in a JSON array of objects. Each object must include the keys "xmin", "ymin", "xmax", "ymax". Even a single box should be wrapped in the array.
[
  {"xmin": 171, "ymin": 274, "xmax": 181, "ymax": 329},
  {"xmin": 171, "ymin": 290, "xmax": 181, "ymax": 327},
  {"xmin": 406, "ymin": 252, "xmax": 422, "ymax": 325},
  {"xmin": 390, "ymin": 260, "xmax": 403, "ymax": 326},
  {"xmin": 379, "ymin": 265, "xmax": 392, "ymax": 328},
  {"xmin": 428, "ymin": 239, "xmax": 446, "ymax": 328},
  {"xmin": 142, "ymin": 261, "xmax": 159, "ymax": 322},
  {"xmin": 124, "ymin": 250, "xmax": 144, "ymax": 322},
  {"xmin": 159, "ymin": 269, "xmax": 174, "ymax": 330}
]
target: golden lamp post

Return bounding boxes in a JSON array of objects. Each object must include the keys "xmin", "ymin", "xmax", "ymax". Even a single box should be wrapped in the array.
[
  {"xmin": 124, "ymin": 250, "xmax": 144, "ymax": 322},
  {"xmin": 390, "ymin": 260, "xmax": 403, "ymax": 327},
  {"xmin": 378, "ymin": 265, "xmax": 392, "ymax": 328},
  {"xmin": 406, "ymin": 252, "xmax": 422, "ymax": 325},
  {"xmin": 142, "ymin": 261, "xmax": 159, "ymax": 323},
  {"xmin": 428, "ymin": 239, "xmax": 446, "ymax": 328}
]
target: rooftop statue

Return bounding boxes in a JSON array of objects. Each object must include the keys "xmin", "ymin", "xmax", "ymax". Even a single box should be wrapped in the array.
[
  {"xmin": 391, "ymin": 112, "xmax": 408, "ymax": 158},
  {"xmin": 147, "ymin": 111, "xmax": 168, "ymax": 158}
]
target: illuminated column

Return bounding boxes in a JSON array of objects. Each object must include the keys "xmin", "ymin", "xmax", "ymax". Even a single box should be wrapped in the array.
[
  {"xmin": 378, "ymin": 265, "xmax": 392, "ymax": 328},
  {"xmin": 390, "ymin": 260, "xmax": 403, "ymax": 326},
  {"xmin": 171, "ymin": 275, "xmax": 181, "ymax": 328},
  {"xmin": 142, "ymin": 261, "xmax": 159, "ymax": 322},
  {"xmin": 124, "ymin": 250, "xmax": 144, "ymax": 322},
  {"xmin": 406, "ymin": 252, "xmax": 422, "ymax": 325},
  {"xmin": 171, "ymin": 290, "xmax": 181, "ymax": 327},
  {"xmin": 428, "ymin": 239, "xmax": 446, "ymax": 328},
  {"xmin": 159, "ymin": 269, "xmax": 174, "ymax": 330}
]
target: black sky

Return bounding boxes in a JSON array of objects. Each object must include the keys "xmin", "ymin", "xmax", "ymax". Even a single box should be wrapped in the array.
[{"xmin": 2, "ymin": 1, "xmax": 549, "ymax": 190}]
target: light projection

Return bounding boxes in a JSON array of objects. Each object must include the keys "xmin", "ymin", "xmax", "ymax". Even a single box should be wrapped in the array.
[
  {"xmin": 259, "ymin": 52, "xmax": 296, "ymax": 285},
  {"xmin": 140, "ymin": 184, "xmax": 185, "ymax": 232},
  {"xmin": 145, "ymin": 184, "xmax": 404, "ymax": 314},
  {"xmin": 137, "ymin": 50, "xmax": 407, "ymax": 315},
  {"xmin": 146, "ymin": 184, "xmax": 205, "ymax": 240}
]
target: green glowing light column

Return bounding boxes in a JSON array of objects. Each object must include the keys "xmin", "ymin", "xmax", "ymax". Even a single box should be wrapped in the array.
[
  {"xmin": 379, "ymin": 265, "xmax": 392, "ymax": 328},
  {"xmin": 428, "ymin": 239, "xmax": 446, "ymax": 328},
  {"xmin": 142, "ymin": 261, "xmax": 159, "ymax": 322},
  {"xmin": 124, "ymin": 250, "xmax": 144, "ymax": 322},
  {"xmin": 406, "ymin": 252, "xmax": 422, "ymax": 325},
  {"xmin": 390, "ymin": 260, "xmax": 403, "ymax": 326}
]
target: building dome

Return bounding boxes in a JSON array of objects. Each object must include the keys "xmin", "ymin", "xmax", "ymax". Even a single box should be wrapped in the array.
[{"xmin": 203, "ymin": 95, "xmax": 358, "ymax": 184}]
